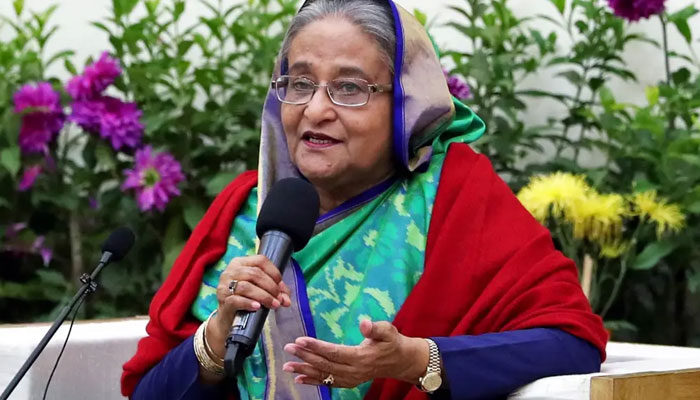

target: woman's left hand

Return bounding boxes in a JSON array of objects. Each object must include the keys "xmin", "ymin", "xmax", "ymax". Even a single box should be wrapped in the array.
[{"xmin": 282, "ymin": 320, "xmax": 429, "ymax": 388}]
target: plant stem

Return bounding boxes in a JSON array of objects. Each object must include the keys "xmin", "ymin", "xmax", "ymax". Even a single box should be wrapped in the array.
[
  {"xmin": 69, "ymin": 211, "xmax": 83, "ymax": 286},
  {"xmin": 555, "ymin": 65, "xmax": 588, "ymax": 158},
  {"xmin": 660, "ymin": 15, "xmax": 671, "ymax": 86},
  {"xmin": 581, "ymin": 253, "xmax": 594, "ymax": 299},
  {"xmin": 659, "ymin": 14, "xmax": 676, "ymax": 133},
  {"xmin": 599, "ymin": 256, "xmax": 626, "ymax": 318},
  {"xmin": 572, "ymin": 90, "xmax": 596, "ymax": 163}
]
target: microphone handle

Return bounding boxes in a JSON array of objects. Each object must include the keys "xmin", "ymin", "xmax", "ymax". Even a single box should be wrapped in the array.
[{"xmin": 224, "ymin": 231, "xmax": 294, "ymax": 376}]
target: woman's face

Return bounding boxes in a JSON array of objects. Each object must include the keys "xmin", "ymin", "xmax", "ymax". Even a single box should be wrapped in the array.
[{"xmin": 281, "ymin": 17, "xmax": 394, "ymax": 197}]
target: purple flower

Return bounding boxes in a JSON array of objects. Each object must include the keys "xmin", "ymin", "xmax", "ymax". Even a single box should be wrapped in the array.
[
  {"xmin": 18, "ymin": 165, "xmax": 42, "ymax": 192},
  {"xmin": 13, "ymin": 83, "xmax": 65, "ymax": 155},
  {"xmin": 89, "ymin": 196, "xmax": 99, "ymax": 210},
  {"xmin": 14, "ymin": 82, "xmax": 63, "ymax": 114},
  {"xmin": 607, "ymin": 0, "xmax": 667, "ymax": 21},
  {"xmin": 5, "ymin": 222, "xmax": 27, "ymax": 240},
  {"xmin": 443, "ymin": 69, "xmax": 472, "ymax": 100},
  {"xmin": 121, "ymin": 146, "xmax": 185, "ymax": 212},
  {"xmin": 32, "ymin": 236, "xmax": 53, "ymax": 266},
  {"xmin": 70, "ymin": 96, "xmax": 143, "ymax": 150},
  {"xmin": 66, "ymin": 52, "xmax": 121, "ymax": 100}
]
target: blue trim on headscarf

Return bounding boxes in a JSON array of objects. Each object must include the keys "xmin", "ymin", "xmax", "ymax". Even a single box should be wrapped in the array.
[{"xmin": 387, "ymin": 0, "xmax": 407, "ymax": 168}]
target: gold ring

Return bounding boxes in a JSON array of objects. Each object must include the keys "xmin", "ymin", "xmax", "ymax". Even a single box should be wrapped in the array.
[
  {"xmin": 322, "ymin": 373, "xmax": 334, "ymax": 386},
  {"xmin": 228, "ymin": 280, "xmax": 238, "ymax": 295}
]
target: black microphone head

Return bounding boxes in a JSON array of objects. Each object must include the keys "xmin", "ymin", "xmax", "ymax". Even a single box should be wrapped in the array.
[
  {"xmin": 102, "ymin": 227, "xmax": 135, "ymax": 261},
  {"xmin": 256, "ymin": 178, "xmax": 320, "ymax": 250}
]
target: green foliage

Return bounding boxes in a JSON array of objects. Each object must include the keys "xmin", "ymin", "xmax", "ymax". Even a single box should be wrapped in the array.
[
  {"xmin": 0, "ymin": 0, "xmax": 295, "ymax": 323},
  {"xmin": 444, "ymin": 0, "xmax": 558, "ymax": 180},
  {"xmin": 439, "ymin": 0, "xmax": 700, "ymax": 344}
]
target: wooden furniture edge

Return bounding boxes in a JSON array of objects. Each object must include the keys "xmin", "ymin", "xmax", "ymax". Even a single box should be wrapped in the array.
[{"xmin": 590, "ymin": 368, "xmax": 700, "ymax": 400}]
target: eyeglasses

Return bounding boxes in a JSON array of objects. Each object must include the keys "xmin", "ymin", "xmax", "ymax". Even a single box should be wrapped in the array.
[{"xmin": 271, "ymin": 75, "xmax": 392, "ymax": 107}]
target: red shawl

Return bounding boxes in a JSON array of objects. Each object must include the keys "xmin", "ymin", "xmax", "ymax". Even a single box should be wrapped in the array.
[{"xmin": 121, "ymin": 144, "xmax": 608, "ymax": 398}]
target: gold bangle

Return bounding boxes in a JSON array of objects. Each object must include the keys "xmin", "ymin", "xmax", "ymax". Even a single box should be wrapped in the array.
[
  {"xmin": 194, "ymin": 319, "xmax": 224, "ymax": 374},
  {"xmin": 203, "ymin": 310, "xmax": 224, "ymax": 364}
]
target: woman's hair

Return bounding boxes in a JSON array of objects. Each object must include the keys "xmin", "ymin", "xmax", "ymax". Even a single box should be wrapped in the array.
[{"xmin": 280, "ymin": 0, "xmax": 396, "ymax": 74}]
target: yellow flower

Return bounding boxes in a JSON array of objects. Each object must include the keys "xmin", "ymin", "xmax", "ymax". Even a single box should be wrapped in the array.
[
  {"xmin": 517, "ymin": 172, "xmax": 591, "ymax": 223},
  {"xmin": 631, "ymin": 191, "xmax": 658, "ymax": 217},
  {"xmin": 568, "ymin": 192, "xmax": 626, "ymax": 244},
  {"xmin": 631, "ymin": 190, "xmax": 686, "ymax": 237},
  {"xmin": 599, "ymin": 240, "xmax": 630, "ymax": 259}
]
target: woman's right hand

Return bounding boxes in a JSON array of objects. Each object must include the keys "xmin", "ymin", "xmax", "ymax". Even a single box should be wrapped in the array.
[{"xmin": 205, "ymin": 254, "xmax": 292, "ymax": 361}]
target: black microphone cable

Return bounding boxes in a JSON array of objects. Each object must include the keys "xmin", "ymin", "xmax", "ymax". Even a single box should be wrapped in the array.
[{"xmin": 41, "ymin": 293, "xmax": 87, "ymax": 400}]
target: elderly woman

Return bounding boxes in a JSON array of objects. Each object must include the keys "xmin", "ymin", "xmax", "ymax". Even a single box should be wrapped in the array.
[{"xmin": 121, "ymin": 0, "xmax": 607, "ymax": 399}]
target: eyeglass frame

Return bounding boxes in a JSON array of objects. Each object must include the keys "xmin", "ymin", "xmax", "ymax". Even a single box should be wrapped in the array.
[{"xmin": 270, "ymin": 75, "xmax": 393, "ymax": 107}]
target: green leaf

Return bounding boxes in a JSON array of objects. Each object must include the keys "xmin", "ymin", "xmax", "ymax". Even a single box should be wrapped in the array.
[
  {"xmin": 672, "ymin": 67, "xmax": 690, "ymax": 85},
  {"xmin": 413, "ymin": 8, "xmax": 427, "ymax": 26},
  {"xmin": 645, "ymin": 86, "xmax": 659, "ymax": 106},
  {"xmin": 686, "ymin": 201, "xmax": 700, "ymax": 214},
  {"xmin": 173, "ymin": 1, "xmax": 185, "ymax": 21},
  {"xmin": 162, "ymin": 241, "xmax": 185, "ymax": 278},
  {"xmin": 604, "ymin": 320, "xmax": 638, "ymax": 333},
  {"xmin": 64, "ymin": 58, "xmax": 78, "ymax": 75},
  {"xmin": 557, "ymin": 70, "xmax": 585, "ymax": 87},
  {"xmin": 205, "ymin": 171, "xmax": 239, "ymax": 196},
  {"xmin": 46, "ymin": 50, "xmax": 74, "ymax": 68},
  {"xmin": 95, "ymin": 142, "xmax": 116, "ymax": 170},
  {"xmin": 121, "ymin": 0, "xmax": 139, "ymax": 17},
  {"xmin": 183, "ymin": 201, "xmax": 206, "ymax": 230},
  {"xmin": 13, "ymin": 0, "xmax": 24, "ymax": 16},
  {"xmin": 0, "ymin": 146, "xmax": 21, "ymax": 176},
  {"xmin": 91, "ymin": 21, "xmax": 113, "ymax": 36},
  {"xmin": 668, "ymin": 6, "xmax": 698, "ymax": 43},
  {"xmin": 599, "ymin": 87, "xmax": 615, "ymax": 110},
  {"xmin": 549, "ymin": 0, "xmax": 566, "ymax": 14},
  {"xmin": 672, "ymin": 19, "xmax": 692, "ymax": 44},
  {"xmin": 161, "ymin": 217, "xmax": 185, "ymax": 278},
  {"xmin": 689, "ymin": 270, "xmax": 700, "ymax": 293},
  {"xmin": 588, "ymin": 77, "xmax": 604, "ymax": 91},
  {"xmin": 177, "ymin": 40, "xmax": 194, "ymax": 57},
  {"xmin": 145, "ymin": 0, "xmax": 160, "ymax": 15},
  {"xmin": 632, "ymin": 240, "xmax": 677, "ymax": 270}
]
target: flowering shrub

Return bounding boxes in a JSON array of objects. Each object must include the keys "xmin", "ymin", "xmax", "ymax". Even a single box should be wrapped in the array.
[
  {"xmin": 441, "ymin": 0, "xmax": 699, "ymax": 343},
  {"xmin": 0, "ymin": 0, "xmax": 297, "ymax": 322},
  {"xmin": 518, "ymin": 172, "xmax": 685, "ymax": 317}
]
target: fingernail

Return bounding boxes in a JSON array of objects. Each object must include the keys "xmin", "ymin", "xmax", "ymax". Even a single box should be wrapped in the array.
[
  {"xmin": 284, "ymin": 344, "xmax": 296, "ymax": 355},
  {"xmin": 272, "ymin": 299, "xmax": 281, "ymax": 308},
  {"xmin": 295, "ymin": 338, "xmax": 309, "ymax": 347},
  {"xmin": 283, "ymin": 363, "xmax": 293, "ymax": 372},
  {"xmin": 252, "ymin": 301, "xmax": 261, "ymax": 310}
]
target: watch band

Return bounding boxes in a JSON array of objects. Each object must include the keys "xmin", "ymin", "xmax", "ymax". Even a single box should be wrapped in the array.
[
  {"xmin": 425, "ymin": 338, "xmax": 441, "ymax": 374},
  {"xmin": 417, "ymin": 338, "xmax": 443, "ymax": 393}
]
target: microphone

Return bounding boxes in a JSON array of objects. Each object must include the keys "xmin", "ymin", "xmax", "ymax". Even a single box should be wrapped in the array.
[
  {"xmin": 0, "ymin": 227, "xmax": 135, "ymax": 400},
  {"xmin": 102, "ymin": 226, "xmax": 136, "ymax": 262},
  {"xmin": 224, "ymin": 178, "xmax": 319, "ymax": 380}
]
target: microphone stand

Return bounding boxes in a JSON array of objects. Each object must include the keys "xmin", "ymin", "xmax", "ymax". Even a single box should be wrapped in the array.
[{"xmin": 0, "ymin": 252, "xmax": 114, "ymax": 400}]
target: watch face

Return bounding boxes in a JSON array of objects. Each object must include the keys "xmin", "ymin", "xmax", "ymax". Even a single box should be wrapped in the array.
[{"xmin": 422, "ymin": 371, "xmax": 442, "ymax": 392}]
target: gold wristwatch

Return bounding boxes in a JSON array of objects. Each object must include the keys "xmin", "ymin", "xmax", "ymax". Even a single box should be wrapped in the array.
[{"xmin": 417, "ymin": 338, "xmax": 443, "ymax": 393}]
